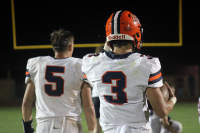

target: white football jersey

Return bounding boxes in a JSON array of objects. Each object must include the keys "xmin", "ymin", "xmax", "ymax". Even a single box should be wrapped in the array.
[
  {"xmin": 25, "ymin": 56, "xmax": 82, "ymax": 120},
  {"xmin": 82, "ymin": 51, "xmax": 163, "ymax": 131}
]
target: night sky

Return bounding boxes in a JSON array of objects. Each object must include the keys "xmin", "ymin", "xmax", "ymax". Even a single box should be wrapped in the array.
[{"xmin": 4, "ymin": 1, "xmax": 200, "ymax": 97}]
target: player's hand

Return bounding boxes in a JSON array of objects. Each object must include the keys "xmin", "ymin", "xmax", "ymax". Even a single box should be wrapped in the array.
[
  {"xmin": 22, "ymin": 120, "xmax": 34, "ymax": 133},
  {"xmin": 161, "ymin": 116, "xmax": 170, "ymax": 128}
]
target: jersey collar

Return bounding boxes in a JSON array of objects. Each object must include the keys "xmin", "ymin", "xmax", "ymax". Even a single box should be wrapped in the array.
[
  {"xmin": 52, "ymin": 56, "xmax": 69, "ymax": 59},
  {"xmin": 105, "ymin": 51, "xmax": 133, "ymax": 59}
]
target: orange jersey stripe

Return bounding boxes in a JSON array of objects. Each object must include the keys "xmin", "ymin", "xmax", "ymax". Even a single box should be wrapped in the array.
[
  {"xmin": 25, "ymin": 71, "xmax": 30, "ymax": 75},
  {"xmin": 83, "ymin": 74, "xmax": 87, "ymax": 79},
  {"xmin": 149, "ymin": 72, "xmax": 162, "ymax": 82}
]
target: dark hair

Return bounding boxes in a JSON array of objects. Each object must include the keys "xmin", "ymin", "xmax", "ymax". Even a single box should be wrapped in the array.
[
  {"xmin": 107, "ymin": 40, "xmax": 134, "ymax": 49},
  {"xmin": 50, "ymin": 29, "xmax": 74, "ymax": 52}
]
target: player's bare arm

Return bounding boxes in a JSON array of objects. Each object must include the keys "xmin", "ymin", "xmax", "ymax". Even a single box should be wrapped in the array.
[
  {"xmin": 81, "ymin": 82, "xmax": 97, "ymax": 133},
  {"xmin": 146, "ymin": 82, "xmax": 176, "ymax": 118},
  {"xmin": 22, "ymin": 80, "xmax": 35, "ymax": 121},
  {"xmin": 22, "ymin": 80, "xmax": 35, "ymax": 133}
]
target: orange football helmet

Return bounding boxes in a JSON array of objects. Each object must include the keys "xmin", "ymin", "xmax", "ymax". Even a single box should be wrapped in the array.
[{"xmin": 105, "ymin": 10, "xmax": 143, "ymax": 49}]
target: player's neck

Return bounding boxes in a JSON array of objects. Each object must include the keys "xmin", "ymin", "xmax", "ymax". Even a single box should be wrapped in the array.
[
  {"xmin": 113, "ymin": 47, "xmax": 133, "ymax": 55},
  {"xmin": 54, "ymin": 51, "xmax": 72, "ymax": 59}
]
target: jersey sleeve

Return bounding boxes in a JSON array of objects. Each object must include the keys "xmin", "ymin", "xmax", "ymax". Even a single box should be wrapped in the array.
[
  {"xmin": 73, "ymin": 58, "xmax": 85, "ymax": 84},
  {"xmin": 81, "ymin": 54, "xmax": 94, "ymax": 86},
  {"xmin": 147, "ymin": 58, "xmax": 163, "ymax": 88},
  {"xmin": 81, "ymin": 55, "xmax": 90, "ymax": 83},
  {"xmin": 81, "ymin": 72, "xmax": 89, "ymax": 83},
  {"xmin": 25, "ymin": 57, "xmax": 39, "ymax": 84}
]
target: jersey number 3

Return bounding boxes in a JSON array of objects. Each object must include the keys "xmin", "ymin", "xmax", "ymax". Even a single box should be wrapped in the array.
[
  {"xmin": 45, "ymin": 66, "xmax": 65, "ymax": 97},
  {"xmin": 102, "ymin": 71, "xmax": 128, "ymax": 105}
]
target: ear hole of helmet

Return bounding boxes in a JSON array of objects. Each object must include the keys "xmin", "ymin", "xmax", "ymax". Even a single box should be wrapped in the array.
[{"xmin": 136, "ymin": 33, "xmax": 140, "ymax": 38}]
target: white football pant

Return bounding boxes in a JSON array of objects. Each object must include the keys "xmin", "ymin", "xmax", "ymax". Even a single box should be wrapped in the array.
[
  {"xmin": 103, "ymin": 125, "xmax": 152, "ymax": 133},
  {"xmin": 36, "ymin": 116, "xmax": 82, "ymax": 133}
]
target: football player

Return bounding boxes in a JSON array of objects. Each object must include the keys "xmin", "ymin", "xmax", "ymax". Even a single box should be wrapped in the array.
[
  {"xmin": 22, "ymin": 29, "xmax": 96, "ymax": 133},
  {"xmin": 81, "ymin": 10, "xmax": 177, "ymax": 133}
]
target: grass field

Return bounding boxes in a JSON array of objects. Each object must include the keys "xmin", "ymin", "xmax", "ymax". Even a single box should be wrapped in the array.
[{"xmin": 0, "ymin": 102, "xmax": 199, "ymax": 133}]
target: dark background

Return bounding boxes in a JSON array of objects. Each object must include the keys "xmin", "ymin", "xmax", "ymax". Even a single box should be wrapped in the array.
[{"xmin": 3, "ymin": 0, "xmax": 200, "ymax": 98}]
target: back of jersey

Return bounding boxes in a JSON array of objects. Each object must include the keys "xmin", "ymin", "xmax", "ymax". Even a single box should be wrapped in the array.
[
  {"xmin": 82, "ymin": 52, "xmax": 163, "ymax": 130},
  {"xmin": 25, "ymin": 56, "xmax": 82, "ymax": 120}
]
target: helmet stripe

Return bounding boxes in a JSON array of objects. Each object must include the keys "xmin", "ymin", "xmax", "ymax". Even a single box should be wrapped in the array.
[
  {"xmin": 113, "ymin": 10, "xmax": 122, "ymax": 34},
  {"xmin": 117, "ymin": 11, "xmax": 123, "ymax": 34},
  {"xmin": 111, "ymin": 12, "xmax": 116, "ymax": 34}
]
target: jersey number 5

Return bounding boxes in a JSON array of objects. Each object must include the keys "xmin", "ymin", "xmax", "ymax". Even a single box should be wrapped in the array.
[
  {"xmin": 45, "ymin": 66, "xmax": 65, "ymax": 96},
  {"xmin": 102, "ymin": 71, "xmax": 128, "ymax": 105}
]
